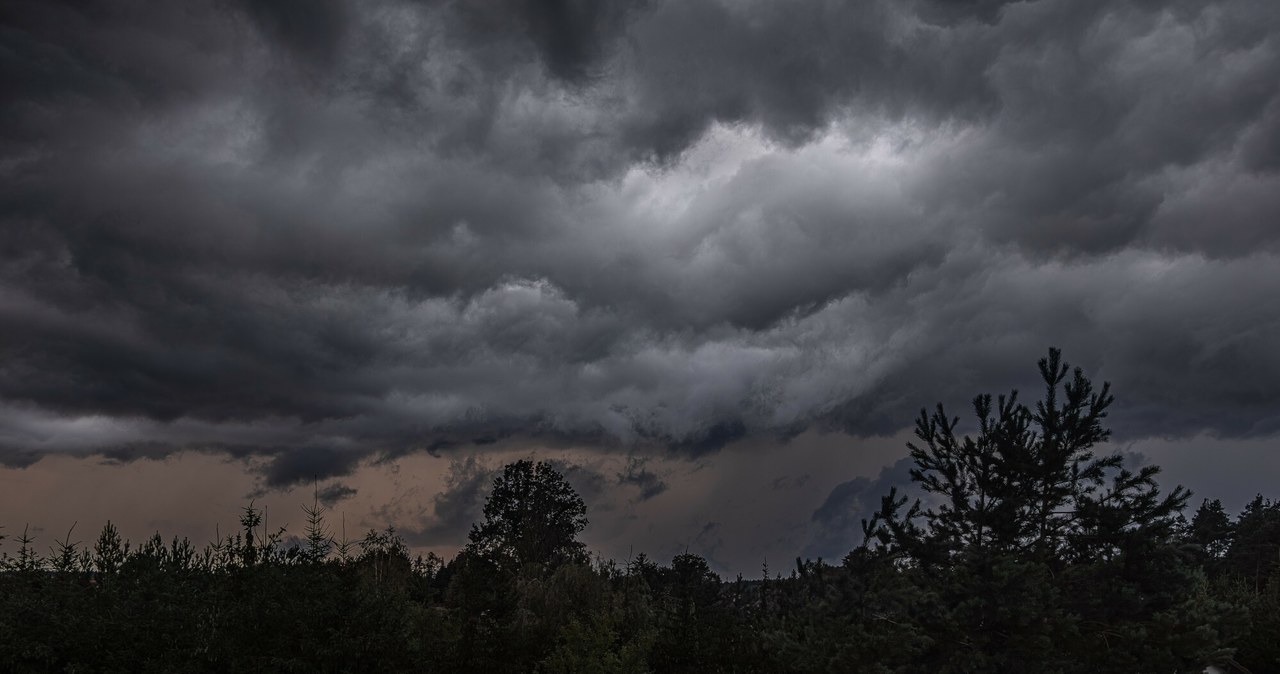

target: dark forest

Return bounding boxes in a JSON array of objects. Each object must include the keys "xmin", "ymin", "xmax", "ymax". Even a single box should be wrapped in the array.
[{"xmin": 3, "ymin": 351, "xmax": 1277, "ymax": 673}]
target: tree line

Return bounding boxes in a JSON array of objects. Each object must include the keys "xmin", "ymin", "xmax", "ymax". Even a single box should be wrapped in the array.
[{"xmin": 1, "ymin": 349, "xmax": 1277, "ymax": 672}]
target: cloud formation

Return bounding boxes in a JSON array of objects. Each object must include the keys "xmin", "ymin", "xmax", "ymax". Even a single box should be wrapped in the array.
[
  {"xmin": 317, "ymin": 482, "xmax": 358, "ymax": 507},
  {"xmin": 805, "ymin": 457, "xmax": 917, "ymax": 561},
  {"xmin": 3, "ymin": 0, "xmax": 1279, "ymax": 484},
  {"xmin": 617, "ymin": 455, "xmax": 668, "ymax": 502}
]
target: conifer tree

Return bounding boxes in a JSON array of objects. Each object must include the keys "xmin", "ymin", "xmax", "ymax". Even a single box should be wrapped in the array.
[
  {"xmin": 302, "ymin": 484, "xmax": 333, "ymax": 563},
  {"xmin": 1226, "ymin": 495, "xmax": 1280, "ymax": 589},
  {"xmin": 862, "ymin": 348, "xmax": 1220, "ymax": 672}
]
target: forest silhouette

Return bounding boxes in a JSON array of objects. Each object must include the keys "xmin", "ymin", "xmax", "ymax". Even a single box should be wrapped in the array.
[{"xmin": 2, "ymin": 350, "xmax": 1277, "ymax": 672}]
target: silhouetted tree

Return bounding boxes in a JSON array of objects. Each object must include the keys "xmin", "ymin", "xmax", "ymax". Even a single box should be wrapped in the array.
[
  {"xmin": 448, "ymin": 460, "xmax": 590, "ymax": 672},
  {"xmin": 1, "ymin": 354, "xmax": 1273, "ymax": 673},
  {"xmin": 1225, "ymin": 495, "xmax": 1280, "ymax": 589},
  {"xmin": 863, "ymin": 348, "xmax": 1223, "ymax": 672},
  {"xmin": 464, "ymin": 460, "xmax": 588, "ymax": 573}
]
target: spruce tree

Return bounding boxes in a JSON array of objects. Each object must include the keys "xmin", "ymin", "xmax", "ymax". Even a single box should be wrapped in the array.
[{"xmin": 862, "ymin": 348, "xmax": 1224, "ymax": 672}]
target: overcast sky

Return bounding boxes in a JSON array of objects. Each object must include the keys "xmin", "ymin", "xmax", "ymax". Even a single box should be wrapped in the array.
[{"xmin": 3, "ymin": 0, "xmax": 1279, "ymax": 574}]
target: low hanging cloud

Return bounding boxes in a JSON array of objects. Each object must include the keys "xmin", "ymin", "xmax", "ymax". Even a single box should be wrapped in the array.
[
  {"xmin": 317, "ymin": 482, "xmax": 358, "ymax": 507},
  {"xmin": 386, "ymin": 456, "xmax": 497, "ymax": 547},
  {"xmin": 804, "ymin": 457, "xmax": 918, "ymax": 561},
  {"xmin": 3, "ymin": 0, "xmax": 1279, "ymax": 484},
  {"xmin": 617, "ymin": 456, "xmax": 669, "ymax": 502}
]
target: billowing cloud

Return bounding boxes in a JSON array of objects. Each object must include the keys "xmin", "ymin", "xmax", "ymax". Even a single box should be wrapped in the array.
[
  {"xmin": 2, "ymin": 0, "xmax": 1279, "ymax": 488},
  {"xmin": 804, "ymin": 457, "xmax": 917, "ymax": 561},
  {"xmin": 391, "ymin": 456, "xmax": 497, "ymax": 547}
]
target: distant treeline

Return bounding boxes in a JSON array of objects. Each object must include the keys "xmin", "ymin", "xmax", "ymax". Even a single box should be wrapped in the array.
[{"xmin": 2, "ymin": 350, "xmax": 1278, "ymax": 673}]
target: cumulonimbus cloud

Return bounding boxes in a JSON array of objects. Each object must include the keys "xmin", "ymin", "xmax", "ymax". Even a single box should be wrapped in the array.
[{"xmin": 2, "ymin": 0, "xmax": 1278, "ymax": 482}]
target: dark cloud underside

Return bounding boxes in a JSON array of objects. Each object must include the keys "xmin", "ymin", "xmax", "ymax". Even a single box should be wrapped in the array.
[{"xmin": 2, "ymin": 0, "xmax": 1279, "ymax": 483}]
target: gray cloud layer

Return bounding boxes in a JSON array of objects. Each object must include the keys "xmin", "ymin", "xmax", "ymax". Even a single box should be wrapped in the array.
[
  {"xmin": 3, "ymin": 0, "xmax": 1279, "ymax": 478},
  {"xmin": 806, "ymin": 457, "xmax": 916, "ymax": 561}
]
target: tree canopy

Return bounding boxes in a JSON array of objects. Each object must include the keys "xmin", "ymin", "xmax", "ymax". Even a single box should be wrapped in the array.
[
  {"xmin": 464, "ymin": 459, "xmax": 588, "ymax": 573},
  {"xmin": 2, "ymin": 349, "xmax": 1277, "ymax": 672}
]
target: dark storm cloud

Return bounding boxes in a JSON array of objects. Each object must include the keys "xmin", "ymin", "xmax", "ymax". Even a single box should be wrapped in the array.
[
  {"xmin": 545, "ymin": 458, "xmax": 610, "ymax": 504},
  {"xmin": 394, "ymin": 456, "xmax": 496, "ymax": 547},
  {"xmin": 317, "ymin": 482, "xmax": 358, "ymax": 506},
  {"xmin": 237, "ymin": 0, "xmax": 349, "ymax": 68},
  {"xmin": 804, "ymin": 457, "xmax": 916, "ymax": 561},
  {"xmin": 263, "ymin": 446, "xmax": 364, "ymax": 489},
  {"xmin": 615, "ymin": 0, "xmax": 1000, "ymax": 159},
  {"xmin": 3, "ymin": 0, "xmax": 1280, "ymax": 484},
  {"xmin": 448, "ymin": 0, "xmax": 651, "ymax": 84},
  {"xmin": 617, "ymin": 456, "xmax": 668, "ymax": 502}
]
